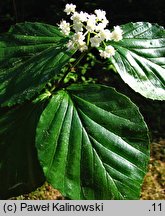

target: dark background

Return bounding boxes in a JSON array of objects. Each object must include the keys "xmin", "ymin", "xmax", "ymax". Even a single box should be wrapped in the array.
[
  {"xmin": 0, "ymin": 0, "xmax": 165, "ymax": 138},
  {"xmin": 0, "ymin": 0, "xmax": 165, "ymax": 32}
]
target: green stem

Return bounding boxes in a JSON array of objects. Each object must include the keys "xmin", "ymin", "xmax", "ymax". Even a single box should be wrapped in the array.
[
  {"xmin": 72, "ymin": 51, "xmax": 87, "ymax": 68},
  {"xmin": 50, "ymin": 50, "xmax": 89, "ymax": 92},
  {"xmin": 102, "ymin": 41, "xmax": 106, "ymax": 48},
  {"xmin": 87, "ymin": 32, "xmax": 90, "ymax": 46}
]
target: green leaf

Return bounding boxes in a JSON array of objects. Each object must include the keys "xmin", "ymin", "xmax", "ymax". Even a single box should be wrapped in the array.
[
  {"xmin": 36, "ymin": 84, "xmax": 149, "ymax": 200},
  {"xmin": 0, "ymin": 101, "xmax": 46, "ymax": 199},
  {"xmin": 108, "ymin": 22, "xmax": 165, "ymax": 100},
  {"xmin": 0, "ymin": 22, "xmax": 75, "ymax": 107}
]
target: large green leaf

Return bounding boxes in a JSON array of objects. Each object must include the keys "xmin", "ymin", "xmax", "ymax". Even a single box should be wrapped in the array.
[
  {"xmin": 36, "ymin": 84, "xmax": 150, "ymax": 200},
  {"xmin": 0, "ymin": 22, "xmax": 75, "ymax": 107},
  {"xmin": 108, "ymin": 22, "xmax": 165, "ymax": 100},
  {"xmin": 0, "ymin": 101, "xmax": 46, "ymax": 199}
]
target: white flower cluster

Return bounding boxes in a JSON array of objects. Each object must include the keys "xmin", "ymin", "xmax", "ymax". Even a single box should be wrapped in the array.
[{"xmin": 58, "ymin": 3, "xmax": 123, "ymax": 58}]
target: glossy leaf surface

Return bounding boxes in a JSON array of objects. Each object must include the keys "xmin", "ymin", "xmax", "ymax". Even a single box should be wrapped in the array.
[
  {"xmin": 108, "ymin": 22, "xmax": 165, "ymax": 100},
  {"xmin": 0, "ymin": 102, "xmax": 46, "ymax": 199},
  {"xmin": 0, "ymin": 22, "xmax": 75, "ymax": 107},
  {"xmin": 36, "ymin": 84, "xmax": 149, "ymax": 200}
]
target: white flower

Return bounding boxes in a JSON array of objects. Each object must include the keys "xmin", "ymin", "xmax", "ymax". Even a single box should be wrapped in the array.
[
  {"xmin": 64, "ymin": 3, "xmax": 76, "ymax": 15},
  {"xmin": 67, "ymin": 40, "xmax": 75, "ymax": 50},
  {"xmin": 77, "ymin": 39, "xmax": 85, "ymax": 46},
  {"xmin": 86, "ymin": 14, "xmax": 97, "ymax": 32},
  {"xmin": 71, "ymin": 32, "xmax": 86, "ymax": 50},
  {"xmin": 105, "ymin": 45, "xmax": 115, "ymax": 56},
  {"xmin": 94, "ymin": 9, "xmax": 106, "ymax": 20},
  {"xmin": 73, "ymin": 21, "xmax": 83, "ymax": 32},
  {"xmin": 71, "ymin": 11, "xmax": 89, "ymax": 23},
  {"xmin": 101, "ymin": 18, "xmax": 109, "ymax": 27},
  {"xmin": 79, "ymin": 42, "xmax": 88, "ymax": 52},
  {"xmin": 95, "ymin": 22, "xmax": 107, "ymax": 32},
  {"xmin": 59, "ymin": 20, "xmax": 70, "ymax": 35},
  {"xmin": 111, "ymin": 26, "xmax": 123, "ymax": 41},
  {"xmin": 71, "ymin": 12, "xmax": 82, "ymax": 23},
  {"xmin": 72, "ymin": 32, "xmax": 85, "ymax": 43},
  {"xmin": 87, "ymin": 14, "xmax": 96, "ymax": 22},
  {"xmin": 67, "ymin": 36, "xmax": 87, "ymax": 52},
  {"xmin": 79, "ymin": 11, "xmax": 89, "ymax": 22},
  {"xmin": 59, "ymin": 4, "xmax": 122, "ymax": 54},
  {"xmin": 90, "ymin": 36, "xmax": 102, "ymax": 47},
  {"xmin": 98, "ymin": 29, "xmax": 111, "ymax": 41},
  {"xmin": 99, "ymin": 45, "xmax": 115, "ymax": 58}
]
